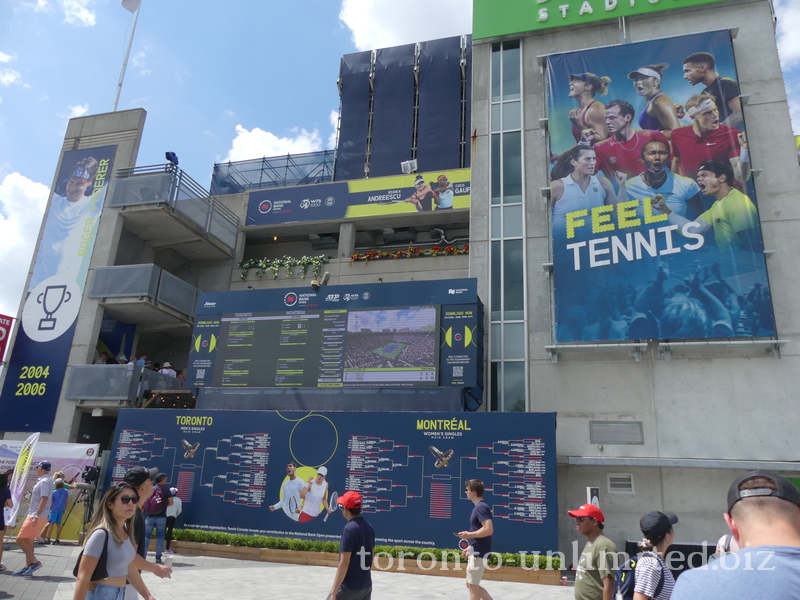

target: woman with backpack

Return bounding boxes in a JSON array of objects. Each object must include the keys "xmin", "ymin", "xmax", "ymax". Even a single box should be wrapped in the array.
[
  {"xmin": 73, "ymin": 481, "xmax": 157, "ymax": 600},
  {"xmin": 632, "ymin": 511, "xmax": 678, "ymax": 600}
]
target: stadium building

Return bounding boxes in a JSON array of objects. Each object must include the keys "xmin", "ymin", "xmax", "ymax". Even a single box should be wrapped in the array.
[{"xmin": 2, "ymin": 0, "xmax": 799, "ymax": 554}]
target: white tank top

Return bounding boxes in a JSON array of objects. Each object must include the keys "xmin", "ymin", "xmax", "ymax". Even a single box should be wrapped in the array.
[{"xmin": 552, "ymin": 174, "xmax": 607, "ymax": 234}]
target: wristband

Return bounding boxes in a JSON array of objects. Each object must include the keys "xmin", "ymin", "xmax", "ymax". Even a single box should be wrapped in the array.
[{"xmin": 739, "ymin": 148, "xmax": 750, "ymax": 164}]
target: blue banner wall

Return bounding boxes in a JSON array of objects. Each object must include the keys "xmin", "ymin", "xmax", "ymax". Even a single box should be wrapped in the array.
[
  {"xmin": 107, "ymin": 409, "xmax": 558, "ymax": 553},
  {"xmin": 417, "ymin": 36, "xmax": 465, "ymax": 172},
  {"xmin": 369, "ymin": 44, "xmax": 417, "ymax": 177},
  {"xmin": 0, "ymin": 145, "xmax": 117, "ymax": 432},
  {"xmin": 546, "ymin": 32, "xmax": 775, "ymax": 342},
  {"xmin": 334, "ymin": 51, "xmax": 372, "ymax": 182}
]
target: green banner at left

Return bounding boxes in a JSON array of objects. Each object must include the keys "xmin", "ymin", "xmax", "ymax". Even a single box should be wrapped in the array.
[{"xmin": 474, "ymin": 0, "xmax": 733, "ymax": 39}]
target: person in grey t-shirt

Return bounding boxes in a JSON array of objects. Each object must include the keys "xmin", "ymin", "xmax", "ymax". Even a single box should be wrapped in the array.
[
  {"xmin": 673, "ymin": 470, "xmax": 800, "ymax": 600},
  {"xmin": 12, "ymin": 461, "xmax": 52, "ymax": 576}
]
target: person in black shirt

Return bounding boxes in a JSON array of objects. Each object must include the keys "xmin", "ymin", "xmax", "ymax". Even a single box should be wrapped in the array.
[
  {"xmin": 122, "ymin": 466, "xmax": 172, "ymax": 600},
  {"xmin": 328, "ymin": 491, "xmax": 375, "ymax": 600},
  {"xmin": 682, "ymin": 52, "xmax": 743, "ymax": 129}
]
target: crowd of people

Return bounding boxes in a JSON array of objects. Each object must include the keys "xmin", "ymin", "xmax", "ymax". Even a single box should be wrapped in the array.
[
  {"xmin": 570, "ymin": 470, "xmax": 800, "ymax": 600},
  {"xmin": 557, "ymin": 259, "xmax": 775, "ymax": 342},
  {"xmin": 345, "ymin": 333, "xmax": 436, "ymax": 369}
]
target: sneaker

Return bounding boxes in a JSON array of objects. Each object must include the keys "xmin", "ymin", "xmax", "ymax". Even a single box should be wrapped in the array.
[
  {"xmin": 23, "ymin": 562, "xmax": 43, "ymax": 576},
  {"xmin": 11, "ymin": 565, "xmax": 31, "ymax": 576},
  {"xmin": 163, "ymin": 549, "xmax": 173, "ymax": 554},
  {"xmin": 0, "ymin": 563, "xmax": 6, "ymax": 571},
  {"xmin": 155, "ymin": 559, "xmax": 163, "ymax": 564},
  {"xmin": 53, "ymin": 539, "xmax": 61, "ymax": 545}
]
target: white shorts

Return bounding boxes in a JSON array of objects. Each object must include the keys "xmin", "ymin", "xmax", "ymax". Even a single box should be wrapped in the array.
[{"xmin": 466, "ymin": 554, "xmax": 487, "ymax": 585}]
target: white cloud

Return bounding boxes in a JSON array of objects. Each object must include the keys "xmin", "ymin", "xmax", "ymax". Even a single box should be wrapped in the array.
[
  {"xmin": 224, "ymin": 125, "xmax": 323, "ymax": 162},
  {"xmin": 0, "ymin": 173, "xmax": 49, "ymax": 317},
  {"xmin": 0, "ymin": 69, "xmax": 21, "ymax": 87},
  {"xmin": 328, "ymin": 109, "xmax": 339, "ymax": 150},
  {"xmin": 339, "ymin": 0, "xmax": 471, "ymax": 51},
  {"xmin": 131, "ymin": 51, "xmax": 151, "ymax": 77},
  {"xmin": 774, "ymin": 0, "xmax": 800, "ymax": 133},
  {"xmin": 0, "ymin": 52, "xmax": 16, "ymax": 64},
  {"xmin": 66, "ymin": 103, "xmax": 88, "ymax": 118},
  {"xmin": 61, "ymin": 0, "xmax": 96, "ymax": 26}
]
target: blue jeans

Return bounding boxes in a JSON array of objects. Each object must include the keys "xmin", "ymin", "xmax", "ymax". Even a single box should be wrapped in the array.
[
  {"xmin": 144, "ymin": 515, "xmax": 167, "ymax": 560},
  {"xmin": 86, "ymin": 584, "xmax": 125, "ymax": 600}
]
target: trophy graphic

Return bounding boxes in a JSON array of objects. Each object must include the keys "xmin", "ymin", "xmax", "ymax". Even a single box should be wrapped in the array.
[{"xmin": 37, "ymin": 285, "xmax": 72, "ymax": 331}]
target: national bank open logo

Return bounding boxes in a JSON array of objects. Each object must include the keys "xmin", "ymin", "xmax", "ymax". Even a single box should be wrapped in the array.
[
  {"xmin": 284, "ymin": 292, "xmax": 298, "ymax": 306},
  {"xmin": 258, "ymin": 199, "xmax": 273, "ymax": 214}
]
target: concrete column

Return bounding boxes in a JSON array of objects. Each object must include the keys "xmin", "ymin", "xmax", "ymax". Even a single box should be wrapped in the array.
[{"xmin": 338, "ymin": 222, "xmax": 357, "ymax": 259}]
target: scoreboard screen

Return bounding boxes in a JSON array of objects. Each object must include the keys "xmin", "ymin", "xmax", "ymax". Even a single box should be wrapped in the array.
[{"xmin": 211, "ymin": 306, "xmax": 439, "ymax": 388}]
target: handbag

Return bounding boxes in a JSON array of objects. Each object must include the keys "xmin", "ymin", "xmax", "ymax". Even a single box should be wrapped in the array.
[{"xmin": 73, "ymin": 528, "xmax": 109, "ymax": 581}]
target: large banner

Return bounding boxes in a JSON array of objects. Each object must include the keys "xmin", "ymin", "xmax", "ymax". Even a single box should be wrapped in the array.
[
  {"xmin": 107, "ymin": 409, "xmax": 558, "ymax": 553},
  {"xmin": 246, "ymin": 168, "xmax": 470, "ymax": 226},
  {"xmin": 0, "ymin": 146, "xmax": 117, "ymax": 431},
  {"xmin": 189, "ymin": 279, "xmax": 482, "ymax": 391},
  {"xmin": 546, "ymin": 31, "xmax": 775, "ymax": 342},
  {"xmin": 1, "ymin": 440, "xmax": 99, "ymax": 540},
  {"xmin": 474, "ymin": 0, "xmax": 731, "ymax": 39}
]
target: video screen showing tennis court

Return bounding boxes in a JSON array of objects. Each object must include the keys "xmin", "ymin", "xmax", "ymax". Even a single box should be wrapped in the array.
[{"xmin": 344, "ymin": 307, "xmax": 439, "ymax": 385}]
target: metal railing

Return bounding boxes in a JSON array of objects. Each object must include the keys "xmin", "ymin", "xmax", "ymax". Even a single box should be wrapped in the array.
[
  {"xmin": 211, "ymin": 149, "xmax": 336, "ymax": 194},
  {"xmin": 89, "ymin": 264, "xmax": 198, "ymax": 317},
  {"xmin": 108, "ymin": 164, "xmax": 239, "ymax": 250},
  {"xmin": 64, "ymin": 364, "xmax": 183, "ymax": 404}
]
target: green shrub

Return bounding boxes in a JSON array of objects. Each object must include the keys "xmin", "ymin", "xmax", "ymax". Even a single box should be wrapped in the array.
[{"xmin": 170, "ymin": 529, "xmax": 560, "ymax": 569}]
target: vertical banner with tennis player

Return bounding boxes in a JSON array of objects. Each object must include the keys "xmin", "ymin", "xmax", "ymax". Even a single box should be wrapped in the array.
[
  {"xmin": 0, "ymin": 145, "xmax": 117, "ymax": 432},
  {"xmin": 546, "ymin": 31, "xmax": 775, "ymax": 343}
]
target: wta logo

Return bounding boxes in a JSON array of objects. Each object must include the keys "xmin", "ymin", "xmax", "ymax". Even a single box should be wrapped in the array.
[{"xmin": 258, "ymin": 199, "xmax": 273, "ymax": 214}]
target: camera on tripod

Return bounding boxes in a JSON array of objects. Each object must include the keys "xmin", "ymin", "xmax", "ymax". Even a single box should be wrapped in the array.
[{"xmin": 82, "ymin": 465, "xmax": 100, "ymax": 485}]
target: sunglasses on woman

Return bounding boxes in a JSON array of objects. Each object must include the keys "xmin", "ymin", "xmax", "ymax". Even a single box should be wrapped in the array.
[{"xmin": 118, "ymin": 495, "xmax": 139, "ymax": 505}]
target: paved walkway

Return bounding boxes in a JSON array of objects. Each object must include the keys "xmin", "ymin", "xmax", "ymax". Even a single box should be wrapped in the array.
[{"xmin": 1, "ymin": 542, "xmax": 574, "ymax": 600}]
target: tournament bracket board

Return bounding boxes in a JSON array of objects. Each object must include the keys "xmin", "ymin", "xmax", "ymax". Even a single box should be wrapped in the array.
[
  {"xmin": 107, "ymin": 409, "xmax": 558, "ymax": 553},
  {"xmin": 188, "ymin": 278, "xmax": 482, "ymax": 391}
]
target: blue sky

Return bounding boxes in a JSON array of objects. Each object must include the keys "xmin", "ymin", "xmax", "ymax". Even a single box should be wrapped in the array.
[{"xmin": 0, "ymin": 0, "xmax": 797, "ymax": 321}]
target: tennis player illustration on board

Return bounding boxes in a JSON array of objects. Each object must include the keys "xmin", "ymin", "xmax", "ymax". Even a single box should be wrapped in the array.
[{"xmin": 269, "ymin": 461, "xmax": 306, "ymax": 522}]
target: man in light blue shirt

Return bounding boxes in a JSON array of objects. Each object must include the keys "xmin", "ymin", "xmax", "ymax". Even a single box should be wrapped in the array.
[{"xmin": 672, "ymin": 470, "xmax": 800, "ymax": 599}]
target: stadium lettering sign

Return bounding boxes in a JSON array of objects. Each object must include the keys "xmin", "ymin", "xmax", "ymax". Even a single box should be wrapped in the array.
[
  {"xmin": 473, "ymin": 0, "xmax": 730, "ymax": 38},
  {"xmin": 416, "ymin": 419, "xmax": 472, "ymax": 431}
]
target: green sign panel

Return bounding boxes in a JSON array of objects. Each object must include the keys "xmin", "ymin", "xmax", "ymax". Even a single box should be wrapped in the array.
[{"xmin": 474, "ymin": 0, "xmax": 732, "ymax": 39}]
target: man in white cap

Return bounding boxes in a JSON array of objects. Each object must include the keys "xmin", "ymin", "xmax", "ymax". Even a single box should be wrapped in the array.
[{"xmin": 299, "ymin": 466, "xmax": 332, "ymax": 522}]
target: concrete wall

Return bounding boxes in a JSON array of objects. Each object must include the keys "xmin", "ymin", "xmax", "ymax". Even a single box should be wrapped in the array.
[{"xmin": 471, "ymin": 0, "xmax": 799, "ymax": 552}]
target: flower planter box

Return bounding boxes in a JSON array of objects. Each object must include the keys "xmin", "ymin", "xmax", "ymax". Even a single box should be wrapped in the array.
[{"xmin": 168, "ymin": 540, "xmax": 561, "ymax": 586}]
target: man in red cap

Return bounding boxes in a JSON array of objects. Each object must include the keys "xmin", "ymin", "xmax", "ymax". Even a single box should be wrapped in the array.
[
  {"xmin": 568, "ymin": 503, "xmax": 618, "ymax": 600},
  {"xmin": 329, "ymin": 490, "xmax": 375, "ymax": 600}
]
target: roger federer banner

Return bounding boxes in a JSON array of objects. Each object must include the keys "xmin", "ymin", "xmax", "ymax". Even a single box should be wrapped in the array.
[{"xmin": 0, "ymin": 145, "xmax": 117, "ymax": 432}]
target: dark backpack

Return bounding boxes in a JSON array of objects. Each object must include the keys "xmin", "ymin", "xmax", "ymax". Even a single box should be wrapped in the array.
[
  {"xmin": 614, "ymin": 552, "xmax": 665, "ymax": 600},
  {"xmin": 143, "ymin": 486, "xmax": 165, "ymax": 516}
]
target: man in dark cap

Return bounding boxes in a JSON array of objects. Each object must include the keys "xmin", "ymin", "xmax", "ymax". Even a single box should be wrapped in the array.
[
  {"xmin": 122, "ymin": 466, "xmax": 171, "ymax": 599},
  {"xmin": 673, "ymin": 470, "xmax": 800, "ymax": 599}
]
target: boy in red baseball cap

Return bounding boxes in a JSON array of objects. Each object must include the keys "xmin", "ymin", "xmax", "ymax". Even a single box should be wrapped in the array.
[
  {"xmin": 568, "ymin": 503, "xmax": 618, "ymax": 600},
  {"xmin": 328, "ymin": 491, "xmax": 375, "ymax": 600}
]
